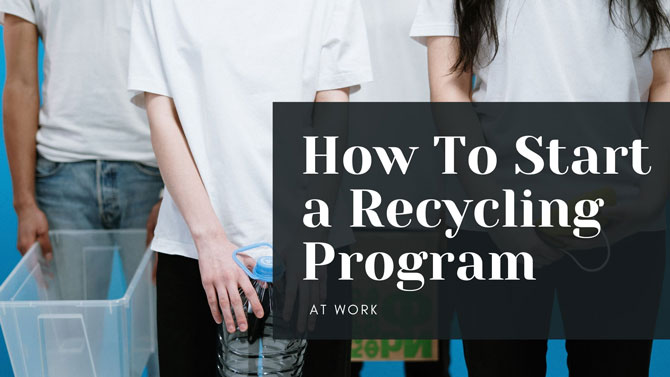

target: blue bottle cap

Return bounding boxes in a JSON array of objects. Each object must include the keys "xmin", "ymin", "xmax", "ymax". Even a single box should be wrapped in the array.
[{"xmin": 252, "ymin": 255, "xmax": 273, "ymax": 283}]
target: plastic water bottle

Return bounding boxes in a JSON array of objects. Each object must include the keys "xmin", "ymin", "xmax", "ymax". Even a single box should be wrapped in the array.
[{"xmin": 218, "ymin": 243, "xmax": 307, "ymax": 377}]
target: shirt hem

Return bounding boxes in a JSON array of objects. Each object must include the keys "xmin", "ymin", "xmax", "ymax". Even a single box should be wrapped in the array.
[
  {"xmin": 151, "ymin": 237, "xmax": 199, "ymax": 260},
  {"xmin": 317, "ymin": 69, "xmax": 374, "ymax": 92},
  {"xmin": 0, "ymin": 7, "xmax": 36, "ymax": 25},
  {"xmin": 652, "ymin": 34, "xmax": 670, "ymax": 51},
  {"xmin": 128, "ymin": 76, "xmax": 172, "ymax": 108},
  {"xmin": 409, "ymin": 23, "xmax": 459, "ymax": 46},
  {"xmin": 35, "ymin": 148, "xmax": 157, "ymax": 165},
  {"xmin": 151, "ymin": 234, "xmax": 354, "ymax": 260}
]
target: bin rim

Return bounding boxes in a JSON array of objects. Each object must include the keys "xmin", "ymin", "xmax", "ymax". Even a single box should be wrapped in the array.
[
  {"xmin": 0, "ymin": 229, "xmax": 153, "ymax": 308},
  {"xmin": 48, "ymin": 229, "xmax": 147, "ymax": 237}
]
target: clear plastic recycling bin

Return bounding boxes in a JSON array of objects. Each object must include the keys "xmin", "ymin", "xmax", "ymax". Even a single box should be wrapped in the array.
[{"xmin": 0, "ymin": 230, "xmax": 158, "ymax": 377}]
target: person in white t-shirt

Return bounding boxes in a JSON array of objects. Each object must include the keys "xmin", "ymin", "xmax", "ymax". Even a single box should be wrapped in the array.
[
  {"xmin": 350, "ymin": 1, "xmax": 451, "ymax": 376},
  {"xmin": 127, "ymin": 0, "xmax": 372, "ymax": 375},
  {"xmin": 411, "ymin": 0, "xmax": 670, "ymax": 376},
  {"xmin": 0, "ymin": 0, "xmax": 163, "ymax": 251}
]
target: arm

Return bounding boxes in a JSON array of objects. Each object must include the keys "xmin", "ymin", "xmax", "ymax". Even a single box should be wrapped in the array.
[
  {"xmin": 312, "ymin": 87, "xmax": 349, "ymax": 229},
  {"xmin": 427, "ymin": 36, "xmax": 501, "ymax": 203},
  {"xmin": 596, "ymin": 49, "xmax": 670, "ymax": 242},
  {"xmin": 2, "ymin": 14, "xmax": 51, "ymax": 256},
  {"xmin": 427, "ymin": 36, "xmax": 472, "ymax": 102},
  {"xmin": 649, "ymin": 49, "xmax": 670, "ymax": 101},
  {"xmin": 637, "ymin": 49, "xmax": 670, "ymax": 211},
  {"xmin": 144, "ymin": 93, "xmax": 263, "ymax": 332},
  {"xmin": 427, "ymin": 36, "xmax": 561, "ymax": 263},
  {"xmin": 315, "ymin": 87, "xmax": 350, "ymax": 102},
  {"xmin": 281, "ymin": 87, "xmax": 350, "ymax": 330}
]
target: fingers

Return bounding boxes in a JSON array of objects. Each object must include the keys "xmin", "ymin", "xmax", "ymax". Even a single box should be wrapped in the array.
[
  {"xmin": 544, "ymin": 244, "xmax": 563, "ymax": 259},
  {"xmin": 320, "ymin": 276, "xmax": 327, "ymax": 303},
  {"xmin": 226, "ymin": 283, "xmax": 248, "ymax": 332},
  {"xmin": 283, "ymin": 274, "xmax": 298, "ymax": 321},
  {"xmin": 17, "ymin": 224, "xmax": 39, "ymax": 255},
  {"xmin": 145, "ymin": 228, "xmax": 154, "ymax": 248},
  {"xmin": 318, "ymin": 268, "xmax": 328, "ymax": 303},
  {"xmin": 214, "ymin": 283, "xmax": 236, "ymax": 332},
  {"xmin": 296, "ymin": 281, "xmax": 310, "ymax": 333},
  {"xmin": 145, "ymin": 216, "xmax": 156, "ymax": 247},
  {"xmin": 239, "ymin": 276, "xmax": 264, "ymax": 318},
  {"xmin": 238, "ymin": 253, "xmax": 256, "ymax": 270},
  {"xmin": 145, "ymin": 202, "xmax": 161, "ymax": 247},
  {"xmin": 308, "ymin": 283, "xmax": 319, "ymax": 331},
  {"xmin": 552, "ymin": 233, "xmax": 606, "ymax": 251},
  {"xmin": 204, "ymin": 284, "xmax": 223, "ymax": 325},
  {"xmin": 598, "ymin": 204, "xmax": 626, "ymax": 218},
  {"xmin": 38, "ymin": 232, "xmax": 53, "ymax": 261},
  {"xmin": 533, "ymin": 247, "xmax": 563, "ymax": 268},
  {"xmin": 533, "ymin": 255, "xmax": 555, "ymax": 269},
  {"xmin": 152, "ymin": 253, "xmax": 159, "ymax": 284},
  {"xmin": 18, "ymin": 230, "xmax": 52, "ymax": 260},
  {"xmin": 16, "ymin": 233, "xmax": 34, "ymax": 255}
]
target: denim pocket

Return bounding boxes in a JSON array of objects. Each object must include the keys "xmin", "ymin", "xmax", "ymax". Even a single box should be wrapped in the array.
[
  {"xmin": 35, "ymin": 156, "xmax": 65, "ymax": 178},
  {"xmin": 133, "ymin": 162, "xmax": 162, "ymax": 177}
]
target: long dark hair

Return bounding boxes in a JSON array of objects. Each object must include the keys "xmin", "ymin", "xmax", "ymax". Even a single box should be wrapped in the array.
[{"xmin": 453, "ymin": 0, "xmax": 670, "ymax": 72}]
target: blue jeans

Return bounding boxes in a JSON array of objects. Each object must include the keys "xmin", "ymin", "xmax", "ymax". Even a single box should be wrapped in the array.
[
  {"xmin": 35, "ymin": 154, "xmax": 163, "ymax": 377},
  {"xmin": 35, "ymin": 154, "xmax": 164, "ymax": 292},
  {"xmin": 35, "ymin": 155, "xmax": 163, "ymax": 230}
]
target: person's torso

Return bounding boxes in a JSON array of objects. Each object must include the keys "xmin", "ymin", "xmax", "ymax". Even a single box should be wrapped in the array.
[
  {"xmin": 150, "ymin": 0, "xmax": 353, "ymax": 254},
  {"xmin": 472, "ymin": 0, "xmax": 655, "ymax": 102},
  {"xmin": 455, "ymin": 1, "xmax": 665, "ymax": 230},
  {"xmin": 33, "ymin": 0, "xmax": 153, "ymax": 162}
]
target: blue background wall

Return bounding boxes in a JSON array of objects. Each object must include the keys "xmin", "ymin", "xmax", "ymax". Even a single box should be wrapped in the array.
[{"xmin": 0, "ymin": 29, "xmax": 667, "ymax": 377}]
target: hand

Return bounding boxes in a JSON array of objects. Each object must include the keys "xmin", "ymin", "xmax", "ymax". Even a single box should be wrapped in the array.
[
  {"xmin": 546, "ymin": 198, "xmax": 663, "ymax": 252},
  {"xmin": 16, "ymin": 203, "xmax": 52, "ymax": 259},
  {"xmin": 283, "ymin": 261, "xmax": 327, "ymax": 333},
  {"xmin": 488, "ymin": 227, "xmax": 564, "ymax": 268},
  {"xmin": 145, "ymin": 199, "xmax": 162, "ymax": 247},
  {"xmin": 195, "ymin": 230, "xmax": 264, "ymax": 332},
  {"xmin": 596, "ymin": 199, "xmax": 663, "ymax": 246},
  {"xmin": 151, "ymin": 253, "xmax": 159, "ymax": 284},
  {"xmin": 145, "ymin": 199, "xmax": 162, "ymax": 282}
]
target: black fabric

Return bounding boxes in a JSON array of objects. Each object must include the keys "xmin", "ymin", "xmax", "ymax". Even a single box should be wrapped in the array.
[
  {"xmin": 463, "ymin": 339, "xmax": 654, "ymax": 377},
  {"xmin": 463, "ymin": 340, "xmax": 548, "ymax": 377},
  {"xmin": 157, "ymin": 253, "xmax": 219, "ymax": 377},
  {"xmin": 459, "ymin": 231, "xmax": 664, "ymax": 377},
  {"xmin": 303, "ymin": 340, "xmax": 352, "ymax": 377},
  {"xmin": 565, "ymin": 340, "xmax": 653, "ymax": 377}
]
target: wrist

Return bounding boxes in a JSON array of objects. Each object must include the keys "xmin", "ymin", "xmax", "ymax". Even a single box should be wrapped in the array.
[
  {"xmin": 191, "ymin": 224, "xmax": 228, "ymax": 246},
  {"xmin": 13, "ymin": 197, "xmax": 38, "ymax": 214}
]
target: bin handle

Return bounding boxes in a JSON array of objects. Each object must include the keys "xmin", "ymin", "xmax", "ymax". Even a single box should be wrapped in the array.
[{"xmin": 232, "ymin": 243, "xmax": 273, "ymax": 281}]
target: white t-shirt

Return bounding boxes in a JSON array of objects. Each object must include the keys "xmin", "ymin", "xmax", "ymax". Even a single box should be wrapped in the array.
[
  {"xmin": 352, "ymin": 0, "xmax": 429, "ymax": 102},
  {"xmin": 128, "ymin": 0, "xmax": 373, "ymax": 259},
  {"xmin": 411, "ymin": 0, "xmax": 670, "ymax": 102},
  {"xmin": 0, "ymin": 0, "xmax": 155, "ymax": 163}
]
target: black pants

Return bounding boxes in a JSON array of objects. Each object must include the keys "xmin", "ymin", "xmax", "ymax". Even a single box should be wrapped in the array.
[
  {"xmin": 157, "ymin": 253, "xmax": 350, "ymax": 377},
  {"xmin": 304, "ymin": 340, "xmax": 352, "ymax": 377},
  {"xmin": 455, "ymin": 231, "xmax": 665, "ymax": 377},
  {"xmin": 463, "ymin": 339, "xmax": 653, "ymax": 377}
]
